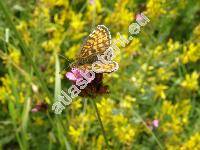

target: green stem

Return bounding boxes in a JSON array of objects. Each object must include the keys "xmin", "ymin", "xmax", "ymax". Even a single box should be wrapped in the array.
[
  {"xmin": 91, "ymin": 99, "xmax": 110, "ymax": 149},
  {"xmin": 135, "ymin": 111, "xmax": 164, "ymax": 150}
]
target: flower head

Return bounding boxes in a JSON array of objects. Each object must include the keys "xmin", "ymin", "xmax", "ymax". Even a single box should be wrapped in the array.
[
  {"xmin": 66, "ymin": 68, "xmax": 109, "ymax": 97},
  {"xmin": 136, "ymin": 13, "xmax": 143, "ymax": 21},
  {"xmin": 31, "ymin": 102, "xmax": 48, "ymax": 113},
  {"xmin": 66, "ymin": 68, "xmax": 83, "ymax": 81},
  {"xmin": 152, "ymin": 119, "xmax": 159, "ymax": 128},
  {"xmin": 89, "ymin": 0, "xmax": 94, "ymax": 5}
]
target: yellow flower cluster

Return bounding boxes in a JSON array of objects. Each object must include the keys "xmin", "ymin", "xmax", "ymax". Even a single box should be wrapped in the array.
[
  {"xmin": 146, "ymin": 0, "xmax": 167, "ymax": 18},
  {"xmin": 181, "ymin": 71, "xmax": 199, "ymax": 91},
  {"xmin": 180, "ymin": 132, "xmax": 200, "ymax": 150},
  {"xmin": 182, "ymin": 43, "xmax": 200, "ymax": 64},
  {"xmin": 157, "ymin": 99, "xmax": 191, "ymax": 147},
  {"xmin": 0, "ymin": 0, "xmax": 199, "ymax": 149},
  {"xmin": 0, "ymin": 75, "xmax": 13, "ymax": 103},
  {"xmin": 105, "ymin": 0, "xmax": 133, "ymax": 32}
]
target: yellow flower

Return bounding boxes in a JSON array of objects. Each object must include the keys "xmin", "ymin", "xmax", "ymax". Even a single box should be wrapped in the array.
[
  {"xmin": 16, "ymin": 21, "xmax": 31, "ymax": 44},
  {"xmin": 152, "ymin": 84, "xmax": 168, "ymax": 99},
  {"xmin": 85, "ymin": 0, "xmax": 102, "ymax": 24},
  {"xmin": 71, "ymin": 99, "xmax": 82, "ymax": 110},
  {"xmin": 97, "ymin": 135, "xmax": 104, "ymax": 150},
  {"xmin": 70, "ymin": 11, "xmax": 85, "ymax": 39},
  {"xmin": 42, "ymin": 40, "xmax": 56, "ymax": 52},
  {"xmin": 34, "ymin": 117, "xmax": 44, "ymax": 126},
  {"xmin": 70, "ymin": 13, "xmax": 84, "ymax": 31},
  {"xmin": 157, "ymin": 68, "xmax": 174, "ymax": 81},
  {"xmin": 167, "ymin": 39, "xmax": 180, "ymax": 52},
  {"xmin": 97, "ymin": 98, "xmax": 114, "ymax": 124},
  {"xmin": 45, "ymin": 97, "xmax": 51, "ymax": 104},
  {"xmin": 181, "ymin": 71, "xmax": 199, "ymax": 91},
  {"xmin": 153, "ymin": 45, "xmax": 164, "ymax": 58},
  {"xmin": 69, "ymin": 125, "xmax": 83, "ymax": 143},
  {"xmin": 19, "ymin": 92, "xmax": 25, "ymax": 103},
  {"xmin": 65, "ymin": 44, "xmax": 80, "ymax": 59},
  {"xmin": 8, "ymin": 46, "xmax": 21, "ymax": 65},
  {"xmin": 146, "ymin": 0, "xmax": 167, "ymax": 18},
  {"xmin": 158, "ymin": 99, "xmax": 191, "ymax": 147},
  {"xmin": 112, "ymin": 113, "xmax": 137, "ymax": 144},
  {"xmin": 105, "ymin": 0, "xmax": 133, "ymax": 32},
  {"xmin": 120, "ymin": 95, "xmax": 136, "ymax": 109},
  {"xmin": 114, "ymin": 123, "xmax": 136, "ymax": 144},
  {"xmin": 42, "ymin": 27, "xmax": 65, "ymax": 52},
  {"xmin": 193, "ymin": 23, "xmax": 200, "ymax": 40},
  {"xmin": 41, "ymin": 0, "xmax": 69, "ymax": 8},
  {"xmin": 182, "ymin": 43, "xmax": 200, "ymax": 64},
  {"xmin": 180, "ymin": 132, "xmax": 200, "ymax": 150},
  {"xmin": 0, "ymin": 75, "xmax": 13, "ymax": 103},
  {"xmin": 157, "ymin": 99, "xmax": 191, "ymax": 148}
]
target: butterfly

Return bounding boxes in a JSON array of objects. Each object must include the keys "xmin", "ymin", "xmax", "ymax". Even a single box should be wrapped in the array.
[{"xmin": 71, "ymin": 25, "xmax": 118, "ymax": 73}]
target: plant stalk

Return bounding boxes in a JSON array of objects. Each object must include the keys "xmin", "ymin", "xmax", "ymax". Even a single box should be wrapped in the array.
[{"xmin": 91, "ymin": 99, "xmax": 110, "ymax": 149}]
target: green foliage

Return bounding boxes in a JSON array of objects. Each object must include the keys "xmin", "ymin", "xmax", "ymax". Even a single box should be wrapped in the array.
[{"xmin": 0, "ymin": 0, "xmax": 199, "ymax": 149}]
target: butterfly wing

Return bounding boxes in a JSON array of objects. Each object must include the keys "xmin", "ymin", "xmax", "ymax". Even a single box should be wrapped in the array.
[
  {"xmin": 77, "ymin": 61, "xmax": 118, "ymax": 73},
  {"xmin": 75, "ymin": 25, "xmax": 111, "ymax": 65}
]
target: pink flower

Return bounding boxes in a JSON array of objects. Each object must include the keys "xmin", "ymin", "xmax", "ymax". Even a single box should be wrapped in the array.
[
  {"xmin": 66, "ymin": 68, "xmax": 83, "ymax": 81},
  {"xmin": 31, "ymin": 102, "xmax": 48, "ymax": 113},
  {"xmin": 89, "ymin": 0, "xmax": 94, "ymax": 5},
  {"xmin": 152, "ymin": 119, "xmax": 159, "ymax": 128},
  {"xmin": 136, "ymin": 13, "xmax": 143, "ymax": 22}
]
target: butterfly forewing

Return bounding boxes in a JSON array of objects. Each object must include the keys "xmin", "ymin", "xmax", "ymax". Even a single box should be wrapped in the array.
[{"xmin": 75, "ymin": 25, "xmax": 111, "ymax": 65}]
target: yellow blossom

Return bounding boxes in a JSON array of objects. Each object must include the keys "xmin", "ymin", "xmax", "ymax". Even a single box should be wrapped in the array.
[
  {"xmin": 146, "ymin": 0, "xmax": 167, "ymax": 18},
  {"xmin": 85, "ymin": 0, "xmax": 102, "ymax": 24},
  {"xmin": 7, "ymin": 46, "xmax": 21, "ymax": 65},
  {"xmin": 182, "ymin": 43, "xmax": 200, "ymax": 64},
  {"xmin": 69, "ymin": 125, "xmax": 83, "ymax": 143},
  {"xmin": 193, "ymin": 23, "xmax": 200, "ymax": 40},
  {"xmin": 152, "ymin": 84, "xmax": 168, "ymax": 99},
  {"xmin": 157, "ymin": 99, "xmax": 191, "ymax": 147},
  {"xmin": 34, "ymin": 117, "xmax": 45, "ymax": 126},
  {"xmin": 180, "ymin": 132, "xmax": 200, "ymax": 150},
  {"xmin": 181, "ymin": 71, "xmax": 199, "ymax": 91},
  {"xmin": 114, "ymin": 123, "xmax": 136, "ymax": 144},
  {"xmin": 105, "ymin": 0, "xmax": 133, "ymax": 32},
  {"xmin": 0, "ymin": 75, "xmax": 13, "ymax": 103},
  {"xmin": 97, "ymin": 98, "xmax": 114, "ymax": 124},
  {"xmin": 167, "ymin": 39, "xmax": 180, "ymax": 52},
  {"xmin": 65, "ymin": 44, "xmax": 80, "ymax": 59},
  {"xmin": 16, "ymin": 21, "xmax": 31, "ymax": 44}
]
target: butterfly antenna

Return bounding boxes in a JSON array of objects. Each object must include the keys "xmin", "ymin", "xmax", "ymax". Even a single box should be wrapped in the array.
[
  {"xmin": 58, "ymin": 53, "xmax": 77, "ymax": 69},
  {"xmin": 58, "ymin": 54, "xmax": 72, "ymax": 74},
  {"xmin": 58, "ymin": 54, "xmax": 71, "ymax": 62}
]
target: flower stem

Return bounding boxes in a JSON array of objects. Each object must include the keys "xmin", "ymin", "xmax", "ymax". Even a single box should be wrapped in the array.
[
  {"xmin": 134, "ymin": 111, "xmax": 164, "ymax": 150},
  {"xmin": 91, "ymin": 99, "xmax": 110, "ymax": 149}
]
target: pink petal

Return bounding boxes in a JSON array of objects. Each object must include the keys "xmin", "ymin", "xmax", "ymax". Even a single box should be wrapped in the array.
[
  {"xmin": 152, "ymin": 120, "xmax": 159, "ymax": 128},
  {"xmin": 71, "ymin": 68, "xmax": 83, "ymax": 79},
  {"xmin": 71, "ymin": 68, "xmax": 78, "ymax": 74},
  {"xmin": 66, "ymin": 72, "xmax": 77, "ymax": 81},
  {"xmin": 136, "ymin": 14, "xmax": 143, "ymax": 21},
  {"xmin": 31, "ymin": 108, "xmax": 38, "ymax": 113}
]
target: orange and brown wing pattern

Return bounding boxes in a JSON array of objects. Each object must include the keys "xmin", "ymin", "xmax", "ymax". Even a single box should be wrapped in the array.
[
  {"xmin": 77, "ymin": 62, "xmax": 118, "ymax": 73},
  {"xmin": 76, "ymin": 25, "xmax": 111, "ymax": 61}
]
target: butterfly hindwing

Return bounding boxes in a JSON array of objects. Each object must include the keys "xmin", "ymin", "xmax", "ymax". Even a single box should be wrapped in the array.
[{"xmin": 77, "ymin": 61, "xmax": 118, "ymax": 73}]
